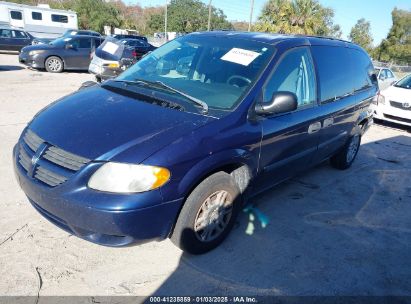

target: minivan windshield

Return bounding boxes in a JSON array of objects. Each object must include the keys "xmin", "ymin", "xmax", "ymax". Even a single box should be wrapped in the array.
[
  {"xmin": 116, "ymin": 34, "xmax": 275, "ymax": 111},
  {"xmin": 394, "ymin": 74, "xmax": 411, "ymax": 89}
]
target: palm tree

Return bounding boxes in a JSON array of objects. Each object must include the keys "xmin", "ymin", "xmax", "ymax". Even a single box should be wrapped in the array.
[{"xmin": 254, "ymin": 0, "xmax": 337, "ymax": 36}]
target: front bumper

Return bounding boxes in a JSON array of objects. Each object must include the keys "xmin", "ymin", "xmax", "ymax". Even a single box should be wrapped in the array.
[
  {"xmin": 370, "ymin": 103, "xmax": 411, "ymax": 127},
  {"xmin": 13, "ymin": 144, "xmax": 183, "ymax": 247},
  {"xmin": 18, "ymin": 52, "xmax": 44, "ymax": 69}
]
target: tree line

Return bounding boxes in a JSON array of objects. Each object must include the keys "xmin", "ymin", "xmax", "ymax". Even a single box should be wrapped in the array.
[{"xmin": 8, "ymin": 0, "xmax": 410, "ymax": 65}]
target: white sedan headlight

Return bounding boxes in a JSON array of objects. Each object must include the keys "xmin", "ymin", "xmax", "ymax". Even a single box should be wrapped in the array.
[
  {"xmin": 88, "ymin": 162, "xmax": 170, "ymax": 193},
  {"xmin": 29, "ymin": 50, "xmax": 44, "ymax": 56}
]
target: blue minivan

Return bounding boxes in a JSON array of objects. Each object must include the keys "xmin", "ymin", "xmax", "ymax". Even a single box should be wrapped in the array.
[{"xmin": 13, "ymin": 32, "xmax": 377, "ymax": 254}]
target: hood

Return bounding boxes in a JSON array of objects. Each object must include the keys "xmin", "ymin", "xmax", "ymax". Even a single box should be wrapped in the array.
[
  {"xmin": 28, "ymin": 86, "xmax": 214, "ymax": 163},
  {"xmin": 383, "ymin": 85, "xmax": 411, "ymax": 102},
  {"xmin": 22, "ymin": 43, "xmax": 57, "ymax": 52}
]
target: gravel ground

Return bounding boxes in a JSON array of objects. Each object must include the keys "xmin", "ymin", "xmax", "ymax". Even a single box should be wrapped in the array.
[{"xmin": 1, "ymin": 53, "xmax": 411, "ymax": 299}]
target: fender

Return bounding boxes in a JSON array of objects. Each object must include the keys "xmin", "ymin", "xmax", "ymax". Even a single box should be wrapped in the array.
[{"xmin": 160, "ymin": 148, "xmax": 258, "ymax": 201}]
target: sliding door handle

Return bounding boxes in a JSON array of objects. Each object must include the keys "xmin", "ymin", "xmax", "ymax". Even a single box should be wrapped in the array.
[{"xmin": 308, "ymin": 122, "xmax": 321, "ymax": 134}]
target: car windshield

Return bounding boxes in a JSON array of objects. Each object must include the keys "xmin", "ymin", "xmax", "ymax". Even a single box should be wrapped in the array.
[
  {"xmin": 395, "ymin": 74, "xmax": 411, "ymax": 89},
  {"xmin": 116, "ymin": 34, "xmax": 275, "ymax": 111},
  {"xmin": 50, "ymin": 37, "xmax": 71, "ymax": 47}
]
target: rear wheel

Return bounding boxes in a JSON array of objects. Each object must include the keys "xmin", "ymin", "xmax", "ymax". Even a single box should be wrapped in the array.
[
  {"xmin": 45, "ymin": 56, "xmax": 63, "ymax": 73},
  {"xmin": 330, "ymin": 134, "xmax": 361, "ymax": 170},
  {"xmin": 171, "ymin": 172, "xmax": 242, "ymax": 254}
]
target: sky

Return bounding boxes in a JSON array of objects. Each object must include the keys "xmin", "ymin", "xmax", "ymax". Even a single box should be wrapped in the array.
[{"xmin": 131, "ymin": 0, "xmax": 410, "ymax": 45}]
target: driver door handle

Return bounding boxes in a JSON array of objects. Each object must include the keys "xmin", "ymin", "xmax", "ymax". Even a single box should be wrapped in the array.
[{"xmin": 308, "ymin": 122, "xmax": 321, "ymax": 134}]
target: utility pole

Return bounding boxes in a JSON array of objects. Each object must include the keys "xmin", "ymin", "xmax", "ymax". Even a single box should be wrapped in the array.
[
  {"xmin": 164, "ymin": 0, "xmax": 168, "ymax": 41},
  {"xmin": 248, "ymin": 0, "xmax": 254, "ymax": 32},
  {"xmin": 207, "ymin": 0, "xmax": 212, "ymax": 31}
]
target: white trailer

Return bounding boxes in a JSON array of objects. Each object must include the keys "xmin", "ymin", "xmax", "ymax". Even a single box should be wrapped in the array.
[{"xmin": 0, "ymin": 1, "xmax": 78, "ymax": 38}]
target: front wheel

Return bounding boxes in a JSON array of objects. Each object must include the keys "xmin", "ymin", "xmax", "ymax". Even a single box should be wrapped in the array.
[
  {"xmin": 330, "ymin": 134, "xmax": 361, "ymax": 170},
  {"xmin": 45, "ymin": 56, "xmax": 63, "ymax": 73},
  {"xmin": 171, "ymin": 172, "xmax": 242, "ymax": 254}
]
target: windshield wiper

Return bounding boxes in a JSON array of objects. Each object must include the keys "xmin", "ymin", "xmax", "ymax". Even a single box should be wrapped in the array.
[
  {"xmin": 151, "ymin": 80, "xmax": 208, "ymax": 114},
  {"xmin": 109, "ymin": 79, "xmax": 208, "ymax": 114}
]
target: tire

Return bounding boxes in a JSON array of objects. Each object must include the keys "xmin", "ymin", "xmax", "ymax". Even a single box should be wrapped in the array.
[
  {"xmin": 330, "ymin": 134, "xmax": 361, "ymax": 170},
  {"xmin": 171, "ymin": 172, "xmax": 242, "ymax": 254},
  {"xmin": 45, "ymin": 56, "xmax": 63, "ymax": 73}
]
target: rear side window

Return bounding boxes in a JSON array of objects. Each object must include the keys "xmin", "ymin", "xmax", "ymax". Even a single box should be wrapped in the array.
[
  {"xmin": 379, "ymin": 69, "xmax": 387, "ymax": 79},
  {"xmin": 13, "ymin": 30, "xmax": 27, "ymax": 38},
  {"xmin": 0, "ymin": 29, "xmax": 12, "ymax": 38},
  {"xmin": 51, "ymin": 14, "xmax": 68, "ymax": 23},
  {"xmin": 10, "ymin": 11, "xmax": 22, "ymax": 20},
  {"xmin": 348, "ymin": 48, "xmax": 375, "ymax": 91},
  {"xmin": 311, "ymin": 46, "xmax": 353, "ymax": 103},
  {"xmin": 32, "ymin": 12, "xmax": 42, "ymax": 20},
  {"xmin": 386, "ymin": 69, "xmax": 394, "ymax": 78},
  {"xmin": 264, "ymin": 47, "xmax": 316, "ymax": 108}
]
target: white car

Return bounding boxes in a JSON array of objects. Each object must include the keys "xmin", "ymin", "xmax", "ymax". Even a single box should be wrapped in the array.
[
  {"xmin": 371, "ymin": 74, "xmax": 411, "ymax": 127},
  {"xmin": 375, "ymin": 67, "xmax": 397, "ymax": 91}
]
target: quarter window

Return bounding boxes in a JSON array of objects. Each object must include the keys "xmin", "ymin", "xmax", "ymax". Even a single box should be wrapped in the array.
[
  {"xmin": 348, "ymin": 48, "xmax": 374, "ymax": 91},
  {"xmin": 10, "ymin": 11, "xmax": 23, "ymax": 20},
  {"xmin": 32, "ymin": 12, "xmax": 42, "ymax": 20},
  {"xmin": 264, "ymin": 47, "xmax": 316, "ymax": 108},
  {"xmin": 51, "ymin": 14, "xmax": 68, "ymax": 23}
]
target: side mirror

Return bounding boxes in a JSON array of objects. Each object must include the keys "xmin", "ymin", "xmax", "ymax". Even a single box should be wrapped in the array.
[
  {"xmin": 66, "ymin": 43, "xmax": 74, "ymax": 49},
  {"xmin": 255, "ymin": 91, "xmax": 298, "ymax": 115},
  {"xmin": 379, "ymin": 75, "xmax": 386, "ymax": 81}
]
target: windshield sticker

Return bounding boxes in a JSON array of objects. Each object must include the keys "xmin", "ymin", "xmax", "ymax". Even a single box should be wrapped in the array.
[
  {"xmin": 221, "ymin": 48, "xmax": 260, "ymax": 66},
  {"xmin": 102, "ymin": 42, "xmax": 119, "ymax": 55}
]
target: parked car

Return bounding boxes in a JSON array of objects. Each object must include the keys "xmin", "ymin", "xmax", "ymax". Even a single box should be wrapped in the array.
[
  {"xmin": 111, "ymin": 34, "xmax": 148, "ymax": 42},
  {"xmin": 32, "ymin": 29, "xmax": 101, "ymax": 45},
  {"xmin": 13, "ymin": 32, "xmax": 377, "ymax": 254},
  {"xmin": 89, "ymin": 37, "xmax": 137, "ymax": 82},
  {"xmin": 370, "ymin": 73, "xmax": 411, "ymax": 127},
  {"xmin": 375, "ymin": 66, "xmax": 397, "ymax": 91},
  {"xmin": 19, "ymin": 35, "xmax": 103, "ymax": 72},
  {"xmin": 121, "ymin": 38, "xmax": 156, "ymax": 58},
  {"xmin": 0, "ymin": 26, "xmax": 33, "ymax": 51}
]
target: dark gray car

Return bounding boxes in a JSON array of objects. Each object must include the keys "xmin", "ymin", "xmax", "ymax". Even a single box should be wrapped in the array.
[
  {"xmin": 0, "ymin": 27, "xmax": 33, "ymax": 52},
  {"xmin": 19, "ymin": 35, "xmax": 102, "ymax": 72}
]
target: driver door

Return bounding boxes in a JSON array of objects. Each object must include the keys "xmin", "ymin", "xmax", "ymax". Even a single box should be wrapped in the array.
[{"xmin": 255, "ymin": 47, "xmax": 321, "ymax": 191}]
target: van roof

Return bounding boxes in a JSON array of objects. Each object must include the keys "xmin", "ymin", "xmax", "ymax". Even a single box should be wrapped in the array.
[{"xmin": 190, "ymin": 31, "xmax": 362, "ymax": 50}]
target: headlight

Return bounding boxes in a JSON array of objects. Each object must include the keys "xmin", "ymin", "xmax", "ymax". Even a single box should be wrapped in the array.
[
  {"xmin": 29, "ymin": 50, "xmax": 44, "ymax": 56},
  {"xmin": 377, "ymin": 94, "xmax": 385, "ymax": 105},
  {"xmin": 88, "ymin": 162, "xmax": 170, "ymax": 193}
]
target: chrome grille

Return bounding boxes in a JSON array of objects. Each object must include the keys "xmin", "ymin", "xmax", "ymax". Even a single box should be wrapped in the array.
[
  {"xmin": 35, "ymin": 166, "xmax": 67, "ymax": 187},
  {"xmin": 18, "ymin": 146, "xmax": 31, "ymax": 171},
  {"xmin": 44, "ymin": 146, "xmax": 90, "ymax": 171},
  {"xmin": 23, "ymin": 129, "xmax": 44, "ymax": 151},
  {"xmin": 390, "ymin": 100, "xmax": 411, "ymax": 111},
  {"xmin": 18, "ymin": 129, "xmax": 91, "ymax": 187}
]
